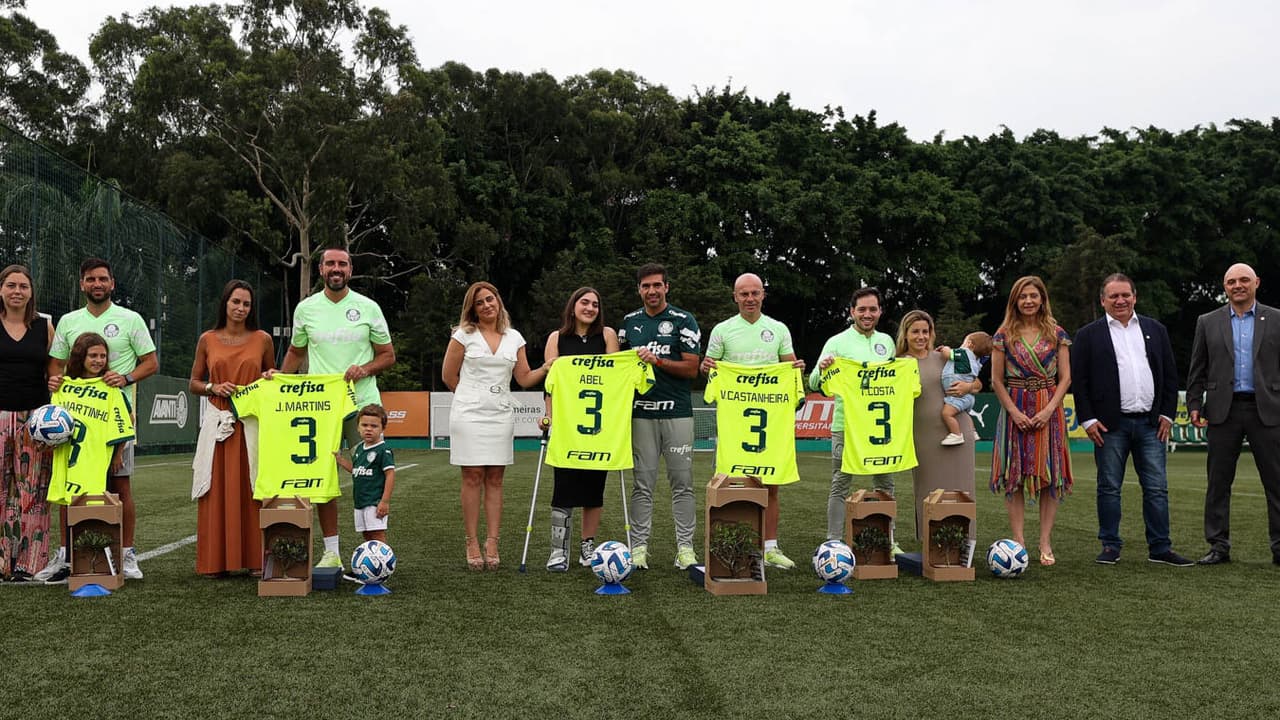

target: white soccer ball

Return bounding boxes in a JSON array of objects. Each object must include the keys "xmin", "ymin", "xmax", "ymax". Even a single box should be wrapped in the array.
[
  {"xmin": 812, "ymin": 540, "xmax": 856, "ymax": 583},
  {"xmin": 986, "ymin": 539, "xmax": 1028, "ymax": 578},
  {"xmin": 590, "ymin": 540, "xmax": 633, "ymax": 584},
  {"xmin": 28, "ymin": 404, "xmax": 75, "ymax": 446},
  {"xmin": 350, "ymin": 540, "xmax": 396, "ymax": 584}
]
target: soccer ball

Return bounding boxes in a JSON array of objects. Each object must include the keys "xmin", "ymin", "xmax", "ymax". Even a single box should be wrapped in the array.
[
  {"xmin": 590, "ymin": 541, "xmax": 633, "ymax": 584},
  {"xmin": 812, "ymin": 540, "xmax": 856, "ymax": 583},
  {"xmin": 350, "ymin": 540, "xmax": 396, "ymax": 584},
  {"xmin": 986, "ymin": 539, "xmax": 1029, "ymax": 578},
  {"xmin": 27, "ymin": 404, "xmax": 75, "ymax": 446}
]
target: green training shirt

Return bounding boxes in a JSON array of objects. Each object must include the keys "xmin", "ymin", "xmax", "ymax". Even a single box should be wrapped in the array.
[
  {"xmin": 291, "ymin": 289, "xmax": 391, "ymax": 407},
  {"xmin": 808, "ymin": 326, "xmax": 895, "ymax": 431},
  {"xmin": 705, "ymin": 313, "xmax": 794, "ymax": 366},
  {"xmin": 50, "ymin": 304, "xmax": 156, "ymax": 406}
]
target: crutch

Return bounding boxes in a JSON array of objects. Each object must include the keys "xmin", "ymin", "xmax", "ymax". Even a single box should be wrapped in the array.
[
  {"xmin": 618, "ymin": 469, "xmax": 633, "ymax": 549},
  {"xmin": 518, "ymin": 423, "xmax": 551, "ymax": 573}
]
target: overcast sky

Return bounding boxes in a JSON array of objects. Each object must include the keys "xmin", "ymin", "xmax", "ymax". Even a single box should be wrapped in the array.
[{"xmin": 24, "ymin": 0, "xmax": 1280, "ymax": 140}]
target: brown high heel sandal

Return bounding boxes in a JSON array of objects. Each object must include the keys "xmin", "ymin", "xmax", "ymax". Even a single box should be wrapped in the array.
[
  {"xmin": 465, "ymin": 536, "xmax": 484, "ymax": 570},
  {"xmin": 484, "ymin": 536, "xmax": 500, "ymax": 570}
]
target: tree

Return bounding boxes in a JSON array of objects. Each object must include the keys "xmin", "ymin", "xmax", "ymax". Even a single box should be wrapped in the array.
[
  {"xmin": 0, "ymin": 0, "xmax": 91, "ymax": 145},
  {"xmin": 89, "ymin": 0, "xmax": 441, "ymax": 300}
]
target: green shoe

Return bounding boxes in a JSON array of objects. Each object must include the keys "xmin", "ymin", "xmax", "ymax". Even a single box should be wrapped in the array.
[
  {"xmin": 674, "ymin": 545, "xmax": 698, "ymax": 570},
  {"xmin": 315, "ymin": 550, "xmax": 343, "ymax": 569},
  {"xmin": 764, "ymin": 547, "xmax": 796, "ymax": 569},
  {"xmin": 890, "ymin": 543, "xmax": 905, "ymax": 557},
  {"xmin": 631, "ymin": 544, "xmax": 649, "ymax": 569}
]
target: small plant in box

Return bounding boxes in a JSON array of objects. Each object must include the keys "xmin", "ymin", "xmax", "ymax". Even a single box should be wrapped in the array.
[
  {"xmin": 930, "ymin": 523, "xmax": 968, "ymax": 567},
  {"xmin": 852, "ymin": 525, "xmax": 892, "ymax": 563},
  {"xmin": 269, "ymin": 536, "xmax": 308, "ymax": 579},
  {"xmin": 709, "ymin": 520, "xmax": 761, "ymax": 579},
  {"xmin": 74, "ymin": 530, "xmax": 114, "ymax": 574}
]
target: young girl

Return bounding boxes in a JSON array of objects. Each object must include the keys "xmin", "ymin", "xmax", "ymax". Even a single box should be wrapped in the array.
[{"xmin": 39, "ymin": 333, "xmax": 133, "ymax": 583}]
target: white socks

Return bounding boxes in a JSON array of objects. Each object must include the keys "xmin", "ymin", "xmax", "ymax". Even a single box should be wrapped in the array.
[{"xmin": 323, "ymin": 536, "xmax": 340, "ymax": 556}]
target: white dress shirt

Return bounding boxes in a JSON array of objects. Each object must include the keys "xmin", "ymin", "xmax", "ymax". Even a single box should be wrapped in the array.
[
  {"xmin": 1082, "ymin": 314, "xmax": 1170, "ymax": 429},
  {"xmin": 1108, "ymin": 314, "xmax": 1155, "ymax": 414}
]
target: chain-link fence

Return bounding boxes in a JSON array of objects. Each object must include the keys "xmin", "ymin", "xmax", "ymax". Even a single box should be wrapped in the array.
[{"xmin": 0, "ymin": 123, "xmax": 288, "ymax": 452}]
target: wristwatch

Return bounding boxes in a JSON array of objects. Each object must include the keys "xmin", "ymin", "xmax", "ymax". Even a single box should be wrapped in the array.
[
  {"xmin": 205, "ymin": 382, "xmax": 214, "ymax": 395},
  {"xmin": 125, "ymin": 373, "xmax": 136, "ymax": 385}
]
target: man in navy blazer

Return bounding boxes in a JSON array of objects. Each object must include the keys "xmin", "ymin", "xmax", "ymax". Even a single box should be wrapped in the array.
[{"xmin": 1072, "ymin": 274, "xmax": 1192, "ymax": 566}]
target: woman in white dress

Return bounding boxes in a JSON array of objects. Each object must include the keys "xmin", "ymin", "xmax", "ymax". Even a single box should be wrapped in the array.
[{"xmin": 442, "ymin": 281, "xmax": 548, "ymax": 570}]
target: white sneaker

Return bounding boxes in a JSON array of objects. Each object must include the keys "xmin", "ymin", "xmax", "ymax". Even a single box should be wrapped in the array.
[
  {"xmin": 123, "ymin": 548, "xmax": 143, "ymax": 580},
  {"xmin": 34, "ymin": 556, "xmax": 70, "ymax": 583},
  {"xmin": 941, "ymin": 433, "xmax": 965, "ymax": 446},
  {"xmin": 578, "ymin": 539, "xmax": 595, "ymax": 567}
]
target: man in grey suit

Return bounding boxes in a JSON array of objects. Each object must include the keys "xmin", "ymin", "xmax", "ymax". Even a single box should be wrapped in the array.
[{"xmin": 1186, "ymin": 263, "xmax": 1280, "ymax": 565}]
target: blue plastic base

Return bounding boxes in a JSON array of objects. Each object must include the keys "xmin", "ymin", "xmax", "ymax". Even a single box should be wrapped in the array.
[
  {"xmin": 817, "ymin": 581, "xmax": 854, "ymax": 595},
  {"xmin": 71, "ymin": 583, "xmax": 112, "ymax": 597},
  {"xmin": 595, "ymin": 582, "xmax": 630, "ymax": 595},
  {"xmin": 355, "ymin": 582, "xmax": 391, "ymax": 595}
]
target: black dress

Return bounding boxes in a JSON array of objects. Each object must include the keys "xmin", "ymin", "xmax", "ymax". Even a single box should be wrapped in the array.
[{"xmin": 550, "ymin": 331, "xmax": 609, "ymax": 508}]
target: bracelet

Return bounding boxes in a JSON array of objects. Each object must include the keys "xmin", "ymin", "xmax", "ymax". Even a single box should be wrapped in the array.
[
  {"xmin": 205, "ymin": 381, "xmax": 213, "ymax": 395},
  {"xmin": 655, "ymin": 357, "xmax": 664, "ymax": 368}
]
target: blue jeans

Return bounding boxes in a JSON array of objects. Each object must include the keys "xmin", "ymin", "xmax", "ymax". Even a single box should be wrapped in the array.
[{"xmin": 1094, "ymin": 416, "xmax": 1171, "ymax": 554}]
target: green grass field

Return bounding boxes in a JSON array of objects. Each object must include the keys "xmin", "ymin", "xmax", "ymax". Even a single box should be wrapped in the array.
[{"xmin": 3, "ymin": 448, "xmax": 1279, "ymax": 719}]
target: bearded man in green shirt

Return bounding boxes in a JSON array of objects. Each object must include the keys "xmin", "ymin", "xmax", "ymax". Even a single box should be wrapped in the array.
[
  {"xmin": 810, "ymin": 287, "xmax": 900, "ymax": 546},
  {"xmin": 276, "ymin": 247, "xmax": 396, "ymax": 570}
]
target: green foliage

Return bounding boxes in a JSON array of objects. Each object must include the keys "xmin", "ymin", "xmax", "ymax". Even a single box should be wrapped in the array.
[
  {"xmin": 269, "ymin": 536, "xmax": 307, "ymax": 576},
  {"xmin": 708, "ymin": 520, "xmax": 761, "ymax": 579},
  {"xmin": 930, "ymin": 523, "xmax": 969, "ymax": 566},
  {"xmin": 73, "ymin": 529, "xmax": 114, "ymax": 573},
  {"xmin": 14, "ymin": 1, "xmax": 1280, "ymax": 386},
  {"xmin": 852, "ymin": 525, "xmax": 892, "ymax": 553}
]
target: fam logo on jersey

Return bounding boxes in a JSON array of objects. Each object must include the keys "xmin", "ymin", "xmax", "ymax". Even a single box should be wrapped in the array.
[
  {"xmin": 150, "ymin": 392, "xmax": 189, "ymax": 429},
  {"xmin": 346, "ymin": 308, "xmax": 362, "ymax": 322},
  {"xmin": 104, "ymin": 323, "xmax": 120, "ymax": 338},
  {"xmin": 874, "ymin": 343, "xmax": 889, "ymax": 356},
  {"xmin": 658, "ymin": 320, "xmax": 674, "ymax": 335},
  {"xmin": 760, "ymin": 329, "xmax": 775, "ymax": 343}
]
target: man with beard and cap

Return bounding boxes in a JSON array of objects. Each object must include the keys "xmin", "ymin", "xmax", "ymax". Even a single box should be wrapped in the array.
[
  {"xmin": 1187, "ymin": 262, "xmax": 1280, "ymax": 566},
  {"xmin": 276, "ymin": 247, "xmax": 395, "ymax": 570},
  {"xmin": 39, "ymin": 257, "xmax": 158, "ymax": 583},
  {"xmin": 811, "ymin": 287, "xmax": 900, "ymax": 547}
]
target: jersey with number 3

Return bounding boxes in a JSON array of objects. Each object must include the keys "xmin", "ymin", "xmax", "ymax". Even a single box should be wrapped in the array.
[
  {"xmin": 545, "ymin": 350, "xmax": 655, "ymax": 470},
  {"xmin": 47, "ymin": 378, "xmax": 135, "ymax": 504},
  {"xmin": 230, "ymin": 374, "xmax": 357, "ymax": 501},
  {"xmin": 703, "ymin": 361, "xmax": 804, "ymax": 485},
  {"xmin": 820, "ymin": 357, "xmax": 921, "ymax": 474}
]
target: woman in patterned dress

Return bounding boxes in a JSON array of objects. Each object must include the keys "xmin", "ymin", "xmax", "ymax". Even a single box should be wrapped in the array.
[
  {"xmin": 990, "ymin": 276, "xmax": 1073, "ymax": 565},
  {"xmin": 0, "ymin": 265, "xmax": 53, "ymax": 582}
]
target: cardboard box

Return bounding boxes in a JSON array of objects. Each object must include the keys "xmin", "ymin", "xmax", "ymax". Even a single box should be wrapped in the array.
[
  {"xmin": 704, "ymin": 474, "xmax": 767, "ymax": 596},
  {"xmin": 922, "ymin": 489, "xmax": 976, "ymax": 582},
  {"xmin": 845, "ymin": 489, "xmax": 898, "ymax": 580},
  {"xmin": 68, "ymin": 493, "xmax": 124, "ymax": 591},
  {"xmin": 259, "ymin": 496, "xmax": 313, "ymax": 597}
]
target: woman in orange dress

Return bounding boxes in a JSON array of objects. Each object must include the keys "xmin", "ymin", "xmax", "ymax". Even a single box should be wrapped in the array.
[{"xmin": 189, "ymin": 280, "xmax": 275, "ymax": 576}]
